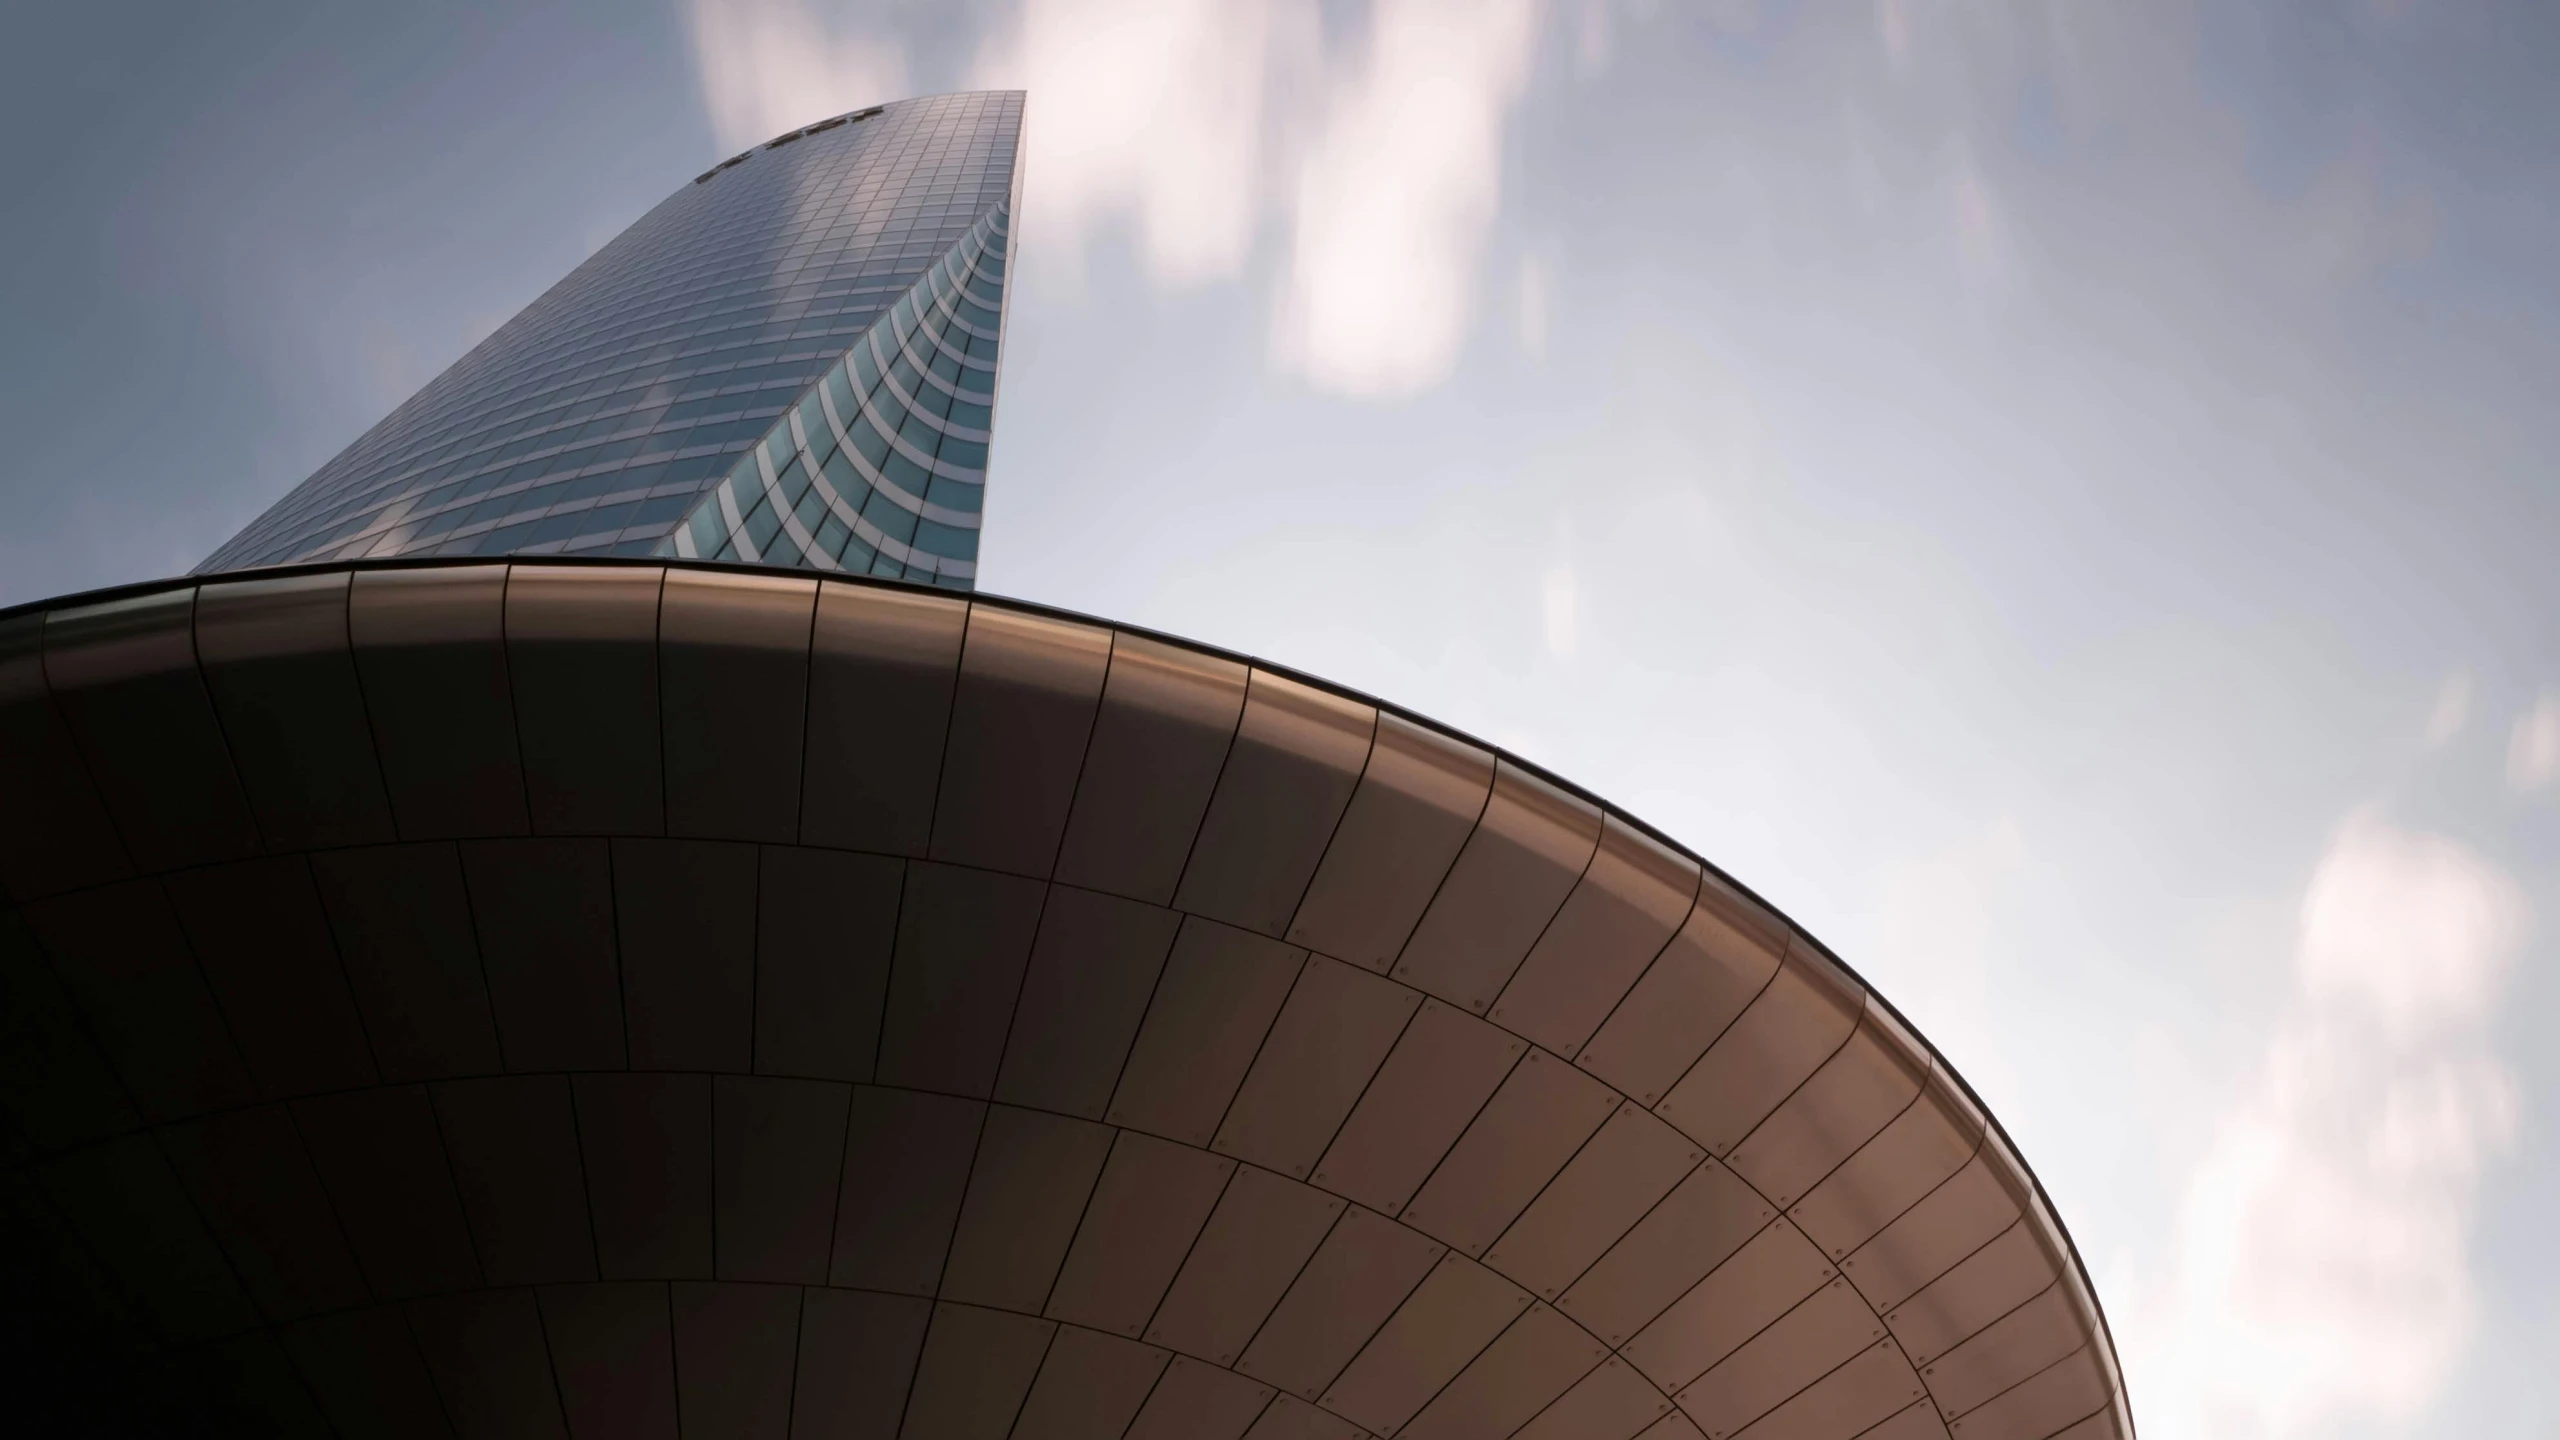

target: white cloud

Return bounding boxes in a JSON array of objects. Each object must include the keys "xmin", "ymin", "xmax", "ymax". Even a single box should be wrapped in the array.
[
  {"xmin": 2132, "ymin": 811, "xmax": 2528, "ymax": 1439},
  {"xmin": 971, "ymin": 0, "xmax": 1303, "ymax": 286},
  {"xmin": 1946, "ymin": 138, "xmax": 2017, "ymax": 293},
  {"xmin": 1542, "ymin": 558, "xmax": 1577, "ymax": 659},
  {"xmin": 1272, "ymin": 0, "xmax": 1541, "ymax": 397},
  {"xmin": 675, "ymin": 1, "xmax": 1547, "ymax": 401},
  {"xmin": 1516, "ymin": 252, "xmax": 1550, "ymax": 359},
  {"xmin": 2506, "ymin": 690, "xmax": 2560, "ymax": 793},
  {"xmin": 1573, "ymin": 0, "xmax": 1612, "ymax": 76},
  {"xmin": 2422, "ymin": 670, "xmax": 2471, "ymax": 749},
  {"xmin": 681, "ymin": 0, "xmax": 910, "ymax": 154}
]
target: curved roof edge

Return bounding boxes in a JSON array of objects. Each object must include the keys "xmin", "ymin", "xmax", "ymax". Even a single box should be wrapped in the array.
[{"xmin": 1, "ymin": 551, "xmax": 2132, "ymax": 1437}]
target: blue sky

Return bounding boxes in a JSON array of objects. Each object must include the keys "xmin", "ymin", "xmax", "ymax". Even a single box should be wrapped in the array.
[{"xmin": 5, "ymin": 3, "xmax": 2558, "ymax": 1435}]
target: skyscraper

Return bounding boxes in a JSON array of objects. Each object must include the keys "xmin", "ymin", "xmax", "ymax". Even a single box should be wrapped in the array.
[
  {"xmin": 0, "ymin": 94, "xmax": 2132, "ymax": 1440},
  {"xmin": 202, "ymin": 91, "xmax": 1023, "ymax": 588}
]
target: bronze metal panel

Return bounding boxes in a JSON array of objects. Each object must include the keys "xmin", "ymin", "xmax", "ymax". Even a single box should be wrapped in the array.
[
  {"xmin": 1149, "ymin": 1164, "xmax": 1348, "ymax": 1366},
  {"xmin": 1214, "ymin": 954, "xmax": 1421, "ymax": 1179},
  {"xmin": 614, "ymin": 838, "xmax": 758, "ymax": 1071},
  {"xmin": 1013, "ymin": 1326, "xmax": 1171, "ymax": 1440},
  {"xmin": 312, "ymin": 845, "xmax": 502, "ymax": 1082},
  {"xmin": 657, "ymin": 568, "xmax": 817, "ymax": 843},
  {"xmin": 504, "ymin": 565, "xmax": 665, "ymax": 835},
  {"xmin": 831, "ymin": 1086, "xmax": 983, "ymax": 1295},
  {"xmin": 791, "ymin": 1289, "xmax": 932, "ymax": 1439},
  {"xmin": 407, "ymin": 1289, "xmax": 567, "ymax": 1439},
  {"xmin": 1109, "ymin": 917, "xmax": 1306, "ymax": 1146},
  {"xmin": 1175, "ymin": 669, "xmax": 1376, "ymax": 937},
  {"xmin": 347, "ymin": 565, "xmax": 527, "ymax": 840},
  {"xmin": 279, "ymin": 1305, "xmax": 454, "ymax": 1440},
  {"xmin": 1579, "ymin": 876, "xmax": 1786, "ymax": 1106},
  {"xmin": 1047, "ymin": 1130, "xmax": 1234, "ymax": 1337},
  {"xmin": 1403, "ymin": 1049, "xmax": 1619, "ymax": 1258},
  {"xmin": 1401, "ymin": 1301, "xmax": 1609, "ymax": 1440},
  {"xmin": 1054, "ymin": 634, "xmax": 1248, "ymax": 904},
  {"xmin": 1640, "ymin": 1415, "xmax": 1710, "ymax": 1440},
  {"xmin": 1125, "ymin": 1355, "xmax": 1277, "ymax": 1440},
  {"xmin": 174, "ymin": 1330, "xmax": 333, "ymax": 1436},
  {"xmin": 712, "ymin": 1075, "xmax": 849, "ymax": 1284},
  {"xmin": 459, "ymin": 838, "xmax": 625, "ymax": 1072},
  {"xmin": 1493, "ymin": 814, "xmax": 1698, "ymax": 1058},
  {"xmin": 19, "ymin": 880, "xmax": 256, "ymax": 1123},
  {"xmin": 295, "ymin": 1086, "xmax": 482, "ymax": 1299},
  {"xmin": 877, "ymin": 861, "xmax": 1047, "ymax": 1098},
  {"xmin": 165, "ymin": 857, "xmax": 378, "ymax": 1097},
  {"xmin": 1671, "ymin": 1277, "xmax": 1885, "ymax": 1439},
  {"xmin": 1729, "ymin": 1014, "xmax": 1928, "ymax": 1208},
  {"xmin": 1244, "ymin": 1394, "xmax": 1369, "ymax": 1440},
  {"xmin": 44, "ymin": 588, "xmax": 263, "ymax": 871},
  {"xmin": 930, "ymin": 605, "xmax": 1111, "ymax": 877},
  {"xmin": 995, "ymin": 885, "xmax": 1181, "ymax": 1120},
  {"xmin": 1286, "ymin": 712, "xmax": 1492, "ymax": 971},
  {"xmin": 0, "ymin": 610, "xmax": 130, "ymax": 901},
  {"xmin": 573, "ymin": 1073, "xmax": 713, "ymax": 1281},
  {"xmin": 2039, "ymin": 1403, "xmax": 2124, "ymax": 1440},
  {"xmin": 1394, "ymin": 761, "xmax": 1602, "ymax": 1013},
  {"xmin": 1886, "ymin": 1220, "xmax": 2059, "ymax": 1366},
  {"xmin": 801, "ymin": 581, "xmax": 966, "ymax": 854},
  {"xmin": 899, "ymin": 1303, "xmax": 1054, "ymax": 1440},
  {"xmin": 196, "ymin": 571, "xmax": 395, "ymax": 849},
  {"xmin": 752, "ymin": 846, "xmax": 901, "ymax": 1082},
  {"xmin": 1790, "ymin": 1064, "xmax": 1983, "ymax": 1260},
  {"xmin": 1621, "ymin": 1220, "xmax": 1835, "ymax": 1392},
  {"xmin": 538, "ymin": 1283, "xmax": 679, "ymax": 1440},
  {"xmin": 1921, "ymin": 1282, "xmax": 2086, "ymax": 1418},
  {"xmin": 1312, "ymin": 998, "xmax": 1523, "ymax": 1215},
  {"xmin": 431, "ymin": 1075, "xmax": 594, "ymax": 1286},
  {"xmin": 1515, "ymin": 1355, "xmax": 1679, "ymax": 1440},
  {"xmin": 1487, "ymin": 1101, "xmax": 1705, "ymax": 1302},
  {"xmin": 1856, "ymin": 1400, "xmax": 1953, "ymax": 1440},
  {"xmin": 1941, "ymin": 1347, "xmax": 2107, "ymax": 1439},
  {"xmin": 1241, "ymin": 1205, "xmax": 1445, "ymax": 1402},
  {"xmin": 0, "ymin": 916, "xmax": 138, "ymax": 1154},
  {"xmin": 1722, "ymin": 1336, "xmax": 1926, "ymax": 1440},
  {"xmin": 1656, "ymin": 955, "xmax": 1863, "ymax": 1156},
  {"xmin": 38, "ymin": 1131, "xmax": 257, "ymax": 1344},
  {"xmin": 939, "ymin": 1104, "xmax": 1114, "ymax": 1313},
  {"xmin": 1840, "ymin": 1154, "xmax": 2021, "ymax": 1312},
  {"xmin": 159, "ymin": 1105, "xmax": 368, "ymax": 1320},
  {"xmin": 1320, "ymin": 1251, "xmax": 1533, "ymax": 1437},
  {"xmin": 1559, "ymin": 1158, "xmax": 1774, "ymax": 1347}
]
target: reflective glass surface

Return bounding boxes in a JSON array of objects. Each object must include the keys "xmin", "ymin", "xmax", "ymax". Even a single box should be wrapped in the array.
[
  {"xmin": 659, "ymin": 204, "xmax": 1008, "ymax": 588},
  {"xmin": 198, "ymin": 91, "xmax": 1023, "ymax": 578}
]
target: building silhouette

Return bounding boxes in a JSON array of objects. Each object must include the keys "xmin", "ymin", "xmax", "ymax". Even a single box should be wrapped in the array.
[{"xmin": 0, "ymin": 93, "xmax": 2132, "ymax": 1440}]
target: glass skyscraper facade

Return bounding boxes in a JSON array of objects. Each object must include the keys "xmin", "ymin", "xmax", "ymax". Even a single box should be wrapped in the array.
[{"xmin": 199, "ymin": 91, "xmax": 1022, "ymax": 588}]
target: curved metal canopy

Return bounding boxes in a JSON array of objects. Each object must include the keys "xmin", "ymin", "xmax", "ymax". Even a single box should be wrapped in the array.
[{"xmin": 0, "ymin": 559, "xmax": 2131, "ymax": 1440}]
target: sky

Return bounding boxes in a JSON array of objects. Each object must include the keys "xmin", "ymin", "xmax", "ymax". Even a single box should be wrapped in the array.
[{"xmin": 4, "ymin": 2, "xmax": 2558, "ymax": 1435}]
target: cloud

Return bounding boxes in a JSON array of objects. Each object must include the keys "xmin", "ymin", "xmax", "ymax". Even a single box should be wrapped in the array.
[
  {"xmin": 1542, "ymin": 557, "xmax": 1577, "ymax": 659},
  {"xmin": 670, "ymin": 0, "xmax": 1548, "ymax": 401},
  {"xmin": 680, "ymin": 0, "xmax": 910, "ymax": 154},
  {"xmin": 2422, "ymin": 670, "xmax": 2471, "ymax": 749},
  {"xmin": 2133, "ymin": 811, "xmax": 2528, "ymax": 1439},
  {"xmin": 1271, "ymin": 0, "xmax": 1541, "ymax": 397},
  {"xmin": 970, "ymin": 0, "xmax": 1302, "ymax": 286},
  {"xmin": 1516, "ymin": 252, "xmax": 1550, "ymax": 359},
  {"xmin": 2506, "ymin": 690, "xmax": 2560, "ymax": 793}
]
